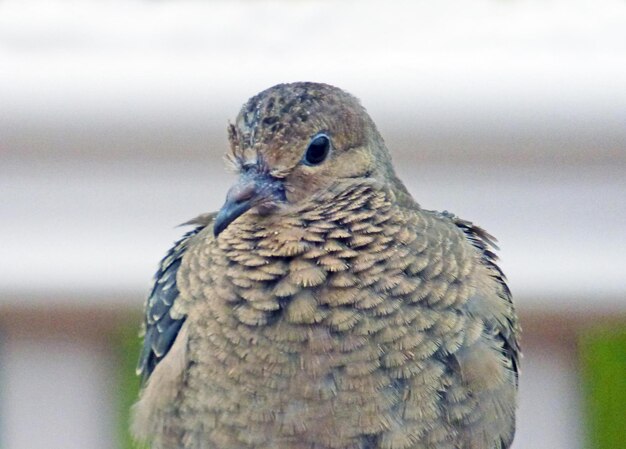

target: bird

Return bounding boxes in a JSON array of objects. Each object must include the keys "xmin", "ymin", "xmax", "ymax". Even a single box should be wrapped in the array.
[{"xmin": 132, "ymin": 82, "xmax": 520, "ymax": 449}]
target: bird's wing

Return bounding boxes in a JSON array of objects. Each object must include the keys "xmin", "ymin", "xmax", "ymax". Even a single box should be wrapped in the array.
[
  {"xmin": 136, "ymin": 214, "xmax": 215, "ymax": 383},
  {"xmin": 450, "ymin": 217, "xmax": 521, "ymax": 449},
  {"xmin": 454, "ymin": 218, "xmax": 521, "ymax": 378}
]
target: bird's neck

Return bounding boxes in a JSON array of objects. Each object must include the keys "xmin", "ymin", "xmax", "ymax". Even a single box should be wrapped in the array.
[{"xmin": 211, "ymin": 180, "xmax": 420, "ymax": 329}]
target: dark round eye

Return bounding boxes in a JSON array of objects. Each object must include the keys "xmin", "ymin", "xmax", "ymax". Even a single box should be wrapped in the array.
[{"xmin": 303, "ymin": 134, "xmax": 331, "ymax": 166}]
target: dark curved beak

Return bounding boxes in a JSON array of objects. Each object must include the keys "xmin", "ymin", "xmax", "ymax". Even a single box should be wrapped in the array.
[{"xmin": 213, "ymin": 170, "xmax": 285, "ymax": 237}]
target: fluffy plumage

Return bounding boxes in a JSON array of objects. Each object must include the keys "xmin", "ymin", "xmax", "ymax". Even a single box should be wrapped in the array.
[{"xmin": 133, "ymin": 82, "xmax": 520, "ymax": 449}]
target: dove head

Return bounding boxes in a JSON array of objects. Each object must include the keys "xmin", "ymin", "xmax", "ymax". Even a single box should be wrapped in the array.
[{"xmin": 214, "ymin": 82, "xmax": 398, "ymax": 237}]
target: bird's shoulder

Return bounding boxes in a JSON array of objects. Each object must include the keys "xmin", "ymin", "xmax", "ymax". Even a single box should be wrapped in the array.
[
  {"xmin": 403, "ymin": 208, "xmax": 519, "ymax": 447},
  {"xmin": 136, "ymin": 212, "xmax": 216, "ymax": 383},
  {"xmin": 430, "ymin": 209, "xmax": 521, "ymax": 377}
]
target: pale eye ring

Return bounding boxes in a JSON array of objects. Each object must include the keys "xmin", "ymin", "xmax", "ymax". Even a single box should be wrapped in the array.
[{"xmin": 303, "ymin": 133, "xmax": 331, "ymax": 166}]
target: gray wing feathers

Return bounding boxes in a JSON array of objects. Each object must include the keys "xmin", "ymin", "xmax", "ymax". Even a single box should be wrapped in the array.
[
  {"xmin": 452, "ymin": 217, "xmax": 520, "ymax": 449},
  {"xmin": 454, "ymin": 218, "xmax": 520, "ymax": 378},
  {"xmin": 137, "ymin": 225, "xmax": 205, "ymax": 383}
]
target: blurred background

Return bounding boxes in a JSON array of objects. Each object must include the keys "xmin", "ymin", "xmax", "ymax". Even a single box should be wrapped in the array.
[{"xmin": 1, "ymin": 0, "xmax": 625, "ymax": 448}]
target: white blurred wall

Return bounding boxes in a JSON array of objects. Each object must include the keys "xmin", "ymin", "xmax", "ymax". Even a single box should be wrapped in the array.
[{"xmin": 1, "ymin": 1, "xmax": 626, "ymax": 448}]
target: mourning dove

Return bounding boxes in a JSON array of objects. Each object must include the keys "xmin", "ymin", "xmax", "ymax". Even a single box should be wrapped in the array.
[{"xmin": 133, "ymin": 82, "xmax": 520, "ymax": 449}]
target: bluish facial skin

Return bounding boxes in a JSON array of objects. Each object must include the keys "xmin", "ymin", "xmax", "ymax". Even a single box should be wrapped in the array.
[
  {"xmin": 214, "ymin": 131, "xmax": 332, "ymax": 237},
  {"xmin": 213, "ymin": 165, "xmax": 286, "ymax": 237}
]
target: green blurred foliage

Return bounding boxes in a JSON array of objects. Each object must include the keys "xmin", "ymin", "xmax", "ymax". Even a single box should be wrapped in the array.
[
  {"xmin": 115, "ymin": 322, "xmax": 144, "ymax": 449},
  {"xmin": 580, "ymin": 325, "xmax": 626, "ymax": 449}
]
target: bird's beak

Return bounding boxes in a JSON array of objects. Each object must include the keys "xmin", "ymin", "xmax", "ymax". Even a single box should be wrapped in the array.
[{"xmin": 213, "ymin": 169, "xmax": 285, "ymax": 237}]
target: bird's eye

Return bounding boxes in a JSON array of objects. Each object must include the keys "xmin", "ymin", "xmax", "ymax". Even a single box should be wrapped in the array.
[{"xmin": 303, "ymin": 134, "xmax": 331, "ymax": 166}]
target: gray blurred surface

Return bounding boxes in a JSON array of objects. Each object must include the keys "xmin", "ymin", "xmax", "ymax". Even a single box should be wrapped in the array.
[
  {"xmin": 2, "ymin": 160, "xmax": 625, "ymax": 312},
  {"xmin": 0, "ymin": 335, "xmax": 116, "ymax": 449},
  {"xmin": 1, "ymin": 0, "xmax": 625, "ymax": 166}
]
